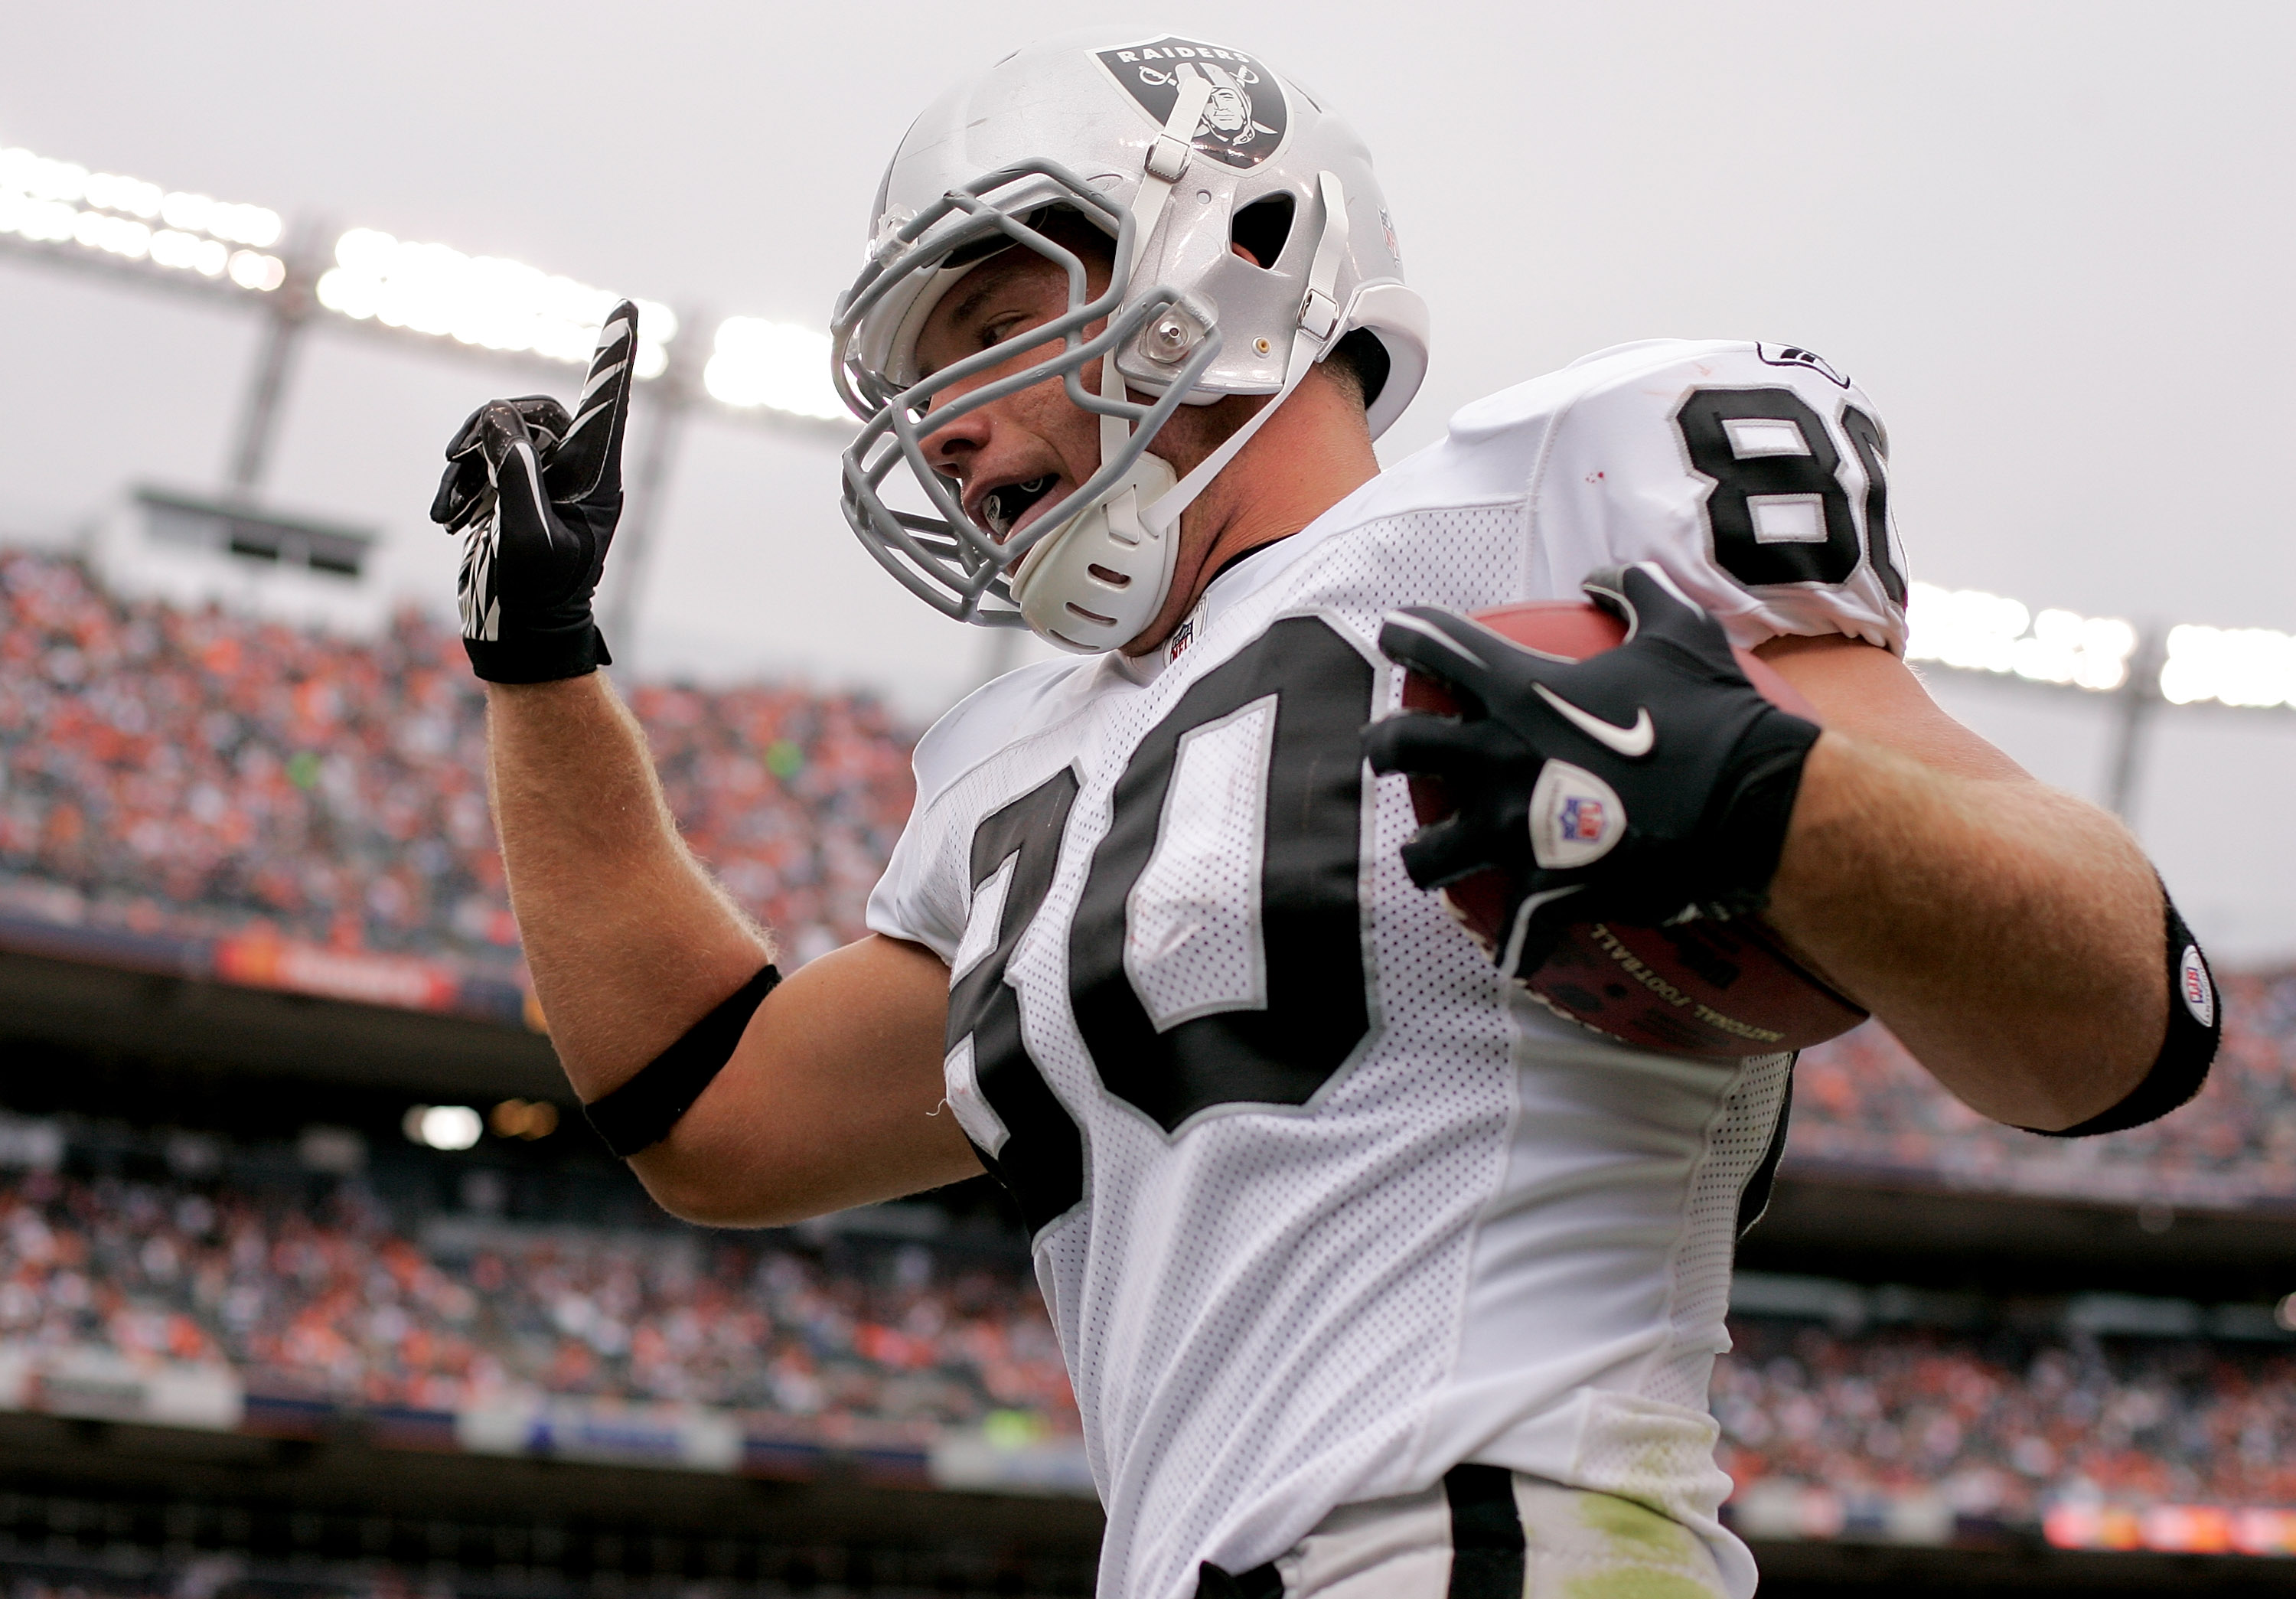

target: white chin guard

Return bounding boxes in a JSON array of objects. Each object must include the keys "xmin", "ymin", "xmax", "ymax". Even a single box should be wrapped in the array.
[{"xmin": 1007, "ymin": 451, "xmax": 1180, "ymax": 653}]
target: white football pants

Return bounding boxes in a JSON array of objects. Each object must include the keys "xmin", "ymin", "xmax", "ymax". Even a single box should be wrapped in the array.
[{"xmin": 1195, "ymin": 1467, "xmax": 1731, "ymax": 1599}]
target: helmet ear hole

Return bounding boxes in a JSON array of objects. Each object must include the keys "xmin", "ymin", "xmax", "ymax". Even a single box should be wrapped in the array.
[{"xmin": 1229, "ymin": 194, "xmax": 1296, "ymax": 271}]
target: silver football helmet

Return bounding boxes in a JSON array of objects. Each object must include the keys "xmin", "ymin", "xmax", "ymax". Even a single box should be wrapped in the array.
[{"xmin": 832, "ymin": 30, "xmax": 1430, "ymax": 652}]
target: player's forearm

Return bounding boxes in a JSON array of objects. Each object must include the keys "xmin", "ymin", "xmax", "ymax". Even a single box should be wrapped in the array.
[
  {"xmin": 1766, "ymin": 733, "xmax": 2163, "ymax": 1130},
  {"xmin": 485, "ymin": 674, "xmax": 771, "ymax": 1099}
]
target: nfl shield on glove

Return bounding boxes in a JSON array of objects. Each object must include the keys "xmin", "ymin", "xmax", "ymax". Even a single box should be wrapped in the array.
[
  {"xmin": 429, "ymin": 301, "xmax": 640, "ymax": 683},
  {"xmin": 1362, "ymin": 563, "xmax": 1822, "ymax": 977}
]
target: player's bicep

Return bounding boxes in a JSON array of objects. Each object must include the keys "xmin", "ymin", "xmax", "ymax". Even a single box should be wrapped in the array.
[
  {"xmin": 630, "ymin": 933, "xmax": 976, "ymax": 1227},
  {"xmin": 1756, "ymin": 633, "xmax": 2026, "ymax": 782}
]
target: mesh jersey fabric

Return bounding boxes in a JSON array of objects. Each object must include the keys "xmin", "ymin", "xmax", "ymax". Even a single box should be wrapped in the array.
[{"xmin": 865, "ymin": 339, "xmax": 1910, "ymax": 1599}]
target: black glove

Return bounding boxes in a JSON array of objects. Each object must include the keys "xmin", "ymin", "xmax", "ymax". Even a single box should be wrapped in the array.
[
  {"xmin": 429, "ymin": 301, "xmax": 639, "ymax": 682},
  {"xmin": 1363, "ymin": 563, "xmax": 1821, "ymax": 977}
]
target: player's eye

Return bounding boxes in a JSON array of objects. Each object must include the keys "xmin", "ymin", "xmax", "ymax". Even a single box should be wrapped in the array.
[{"xmin": 979, "ymin": 312, "xmax": 1032, "ymax": 351}]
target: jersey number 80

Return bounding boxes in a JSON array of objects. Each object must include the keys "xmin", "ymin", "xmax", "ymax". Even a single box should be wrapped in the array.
[{"xmin": 944, "ymin": 618, "xmax": 1377, "ymax": 1235}]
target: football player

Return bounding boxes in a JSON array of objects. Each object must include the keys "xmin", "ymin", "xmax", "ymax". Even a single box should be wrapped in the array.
[{"xmin": 432, "ymin": 31, "xmax": 2218, "ymax": 1599}]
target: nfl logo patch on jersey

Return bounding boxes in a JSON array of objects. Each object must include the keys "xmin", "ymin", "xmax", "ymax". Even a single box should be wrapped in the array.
[{"xmin": 1167, "ymin": 615, "xmax": 1196, "ymax": 663}]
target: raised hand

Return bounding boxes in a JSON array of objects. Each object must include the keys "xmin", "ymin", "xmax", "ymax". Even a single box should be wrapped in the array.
[
  {"xmin": 429, "ymin": 301, "xmax": 640, "ymax": 682},
  {"xmin": 1363, "ymin": 563, "xmax": 1821, "ymax": 976}
]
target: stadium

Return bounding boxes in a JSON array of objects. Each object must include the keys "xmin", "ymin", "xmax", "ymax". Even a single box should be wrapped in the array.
[{"xmin": 2, "ymin": 5, "xmax": 2292, "ymax": 1597}]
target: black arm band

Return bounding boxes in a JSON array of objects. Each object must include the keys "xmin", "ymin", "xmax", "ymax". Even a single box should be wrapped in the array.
[
  {"xmin": 2021, "ymin": 891, "xmax": 2218, "ymax": 1139},
  {"xmin": 582, "ymin": 963, "xmax": 781, "ymax": 1158}
]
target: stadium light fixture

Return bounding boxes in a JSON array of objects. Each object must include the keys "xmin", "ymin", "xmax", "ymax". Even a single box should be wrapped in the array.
[
  {"xmin": 43, "ymin": 134, "xmax": 2291, "ymax": 690},
  {"xmin": 703, "ymin": 316, "xmax": 846, "ymax": 420},
  {"xmin": 316, "ymin": 228, "xmax": 677, "ymax": 379},
  {"xmin": 402, "ymin": 1103, "xmax": 484, "ymax": 1151},
  {"xmin": 488, "ymin": 1099, "xmax": 560, "ymax": 1140},
  {"xmin": 2, "ymin": 137, "xmax": 859, "ymax": 432},
  {"xmin": 1905, "ymin": 581, "xmax": 2136, "ymax": 693},
  {"xmin": 0, "ymin": 143, "xmax": 285, "ymax": 292},
  {"xmin": 2160, "ymin": 624, "xmax": 2296, "ymax": 710}
]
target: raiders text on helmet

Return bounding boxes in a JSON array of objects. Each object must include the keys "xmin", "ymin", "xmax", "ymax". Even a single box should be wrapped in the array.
[{"xmin": 831, "ymin": 31, "xmax": 1430, "ymax": 651}]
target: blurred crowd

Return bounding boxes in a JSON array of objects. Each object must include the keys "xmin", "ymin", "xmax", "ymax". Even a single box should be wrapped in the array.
[
  {"xmin": 1786, "ymin": 971, "xmax": 2296, "ymax": 1209},
  {"xmin": 8, "ymin": 1162, "xmax": 2295, "ymax": 1521},
  {"xmin": 0, "ymin": 1171, "xmax": 1075, "ymax": 1435},
  {"xmin": 0, "ymin": 549, "xmax": 912, "ymax": 968},
  {"xmin": 5, "ymin": 540, "xmax": 2296, "ymax": 1204},
  {"xmin": 1715, "ymin": 1317, "xmax": 2296, "ymax": 1521}
]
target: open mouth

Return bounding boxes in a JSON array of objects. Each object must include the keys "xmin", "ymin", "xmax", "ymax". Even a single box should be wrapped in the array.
[{"xmin": 977, "ymin": 475, "xmax": 1058, "ymax": 542}]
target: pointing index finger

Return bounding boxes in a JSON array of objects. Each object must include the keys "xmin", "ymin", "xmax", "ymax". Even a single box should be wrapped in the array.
[{"xmin": 549, "ymin": 300, "xmax": 641, "ymax": 505}]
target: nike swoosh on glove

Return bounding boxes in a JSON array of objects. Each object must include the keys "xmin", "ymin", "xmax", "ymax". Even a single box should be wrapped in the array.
[
  {"xmin": 1362, "ymin": 563, "xmax": 1822, "ymax": 978},
  {"xmin": 429, "ymin": 301, "xmax": 639, "ymax": 683}
]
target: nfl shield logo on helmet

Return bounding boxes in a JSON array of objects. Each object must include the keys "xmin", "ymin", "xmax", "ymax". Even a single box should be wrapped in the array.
[
  {"xmin": 1528, "ymin": 761, "xmax": 1625, "ymax": 870},
  {"xmin": 1093, "ymin": 38, "xmax": 1289, "ymax": 168}
]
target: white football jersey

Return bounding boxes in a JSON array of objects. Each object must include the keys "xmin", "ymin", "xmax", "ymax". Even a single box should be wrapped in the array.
[{"xmin": 866, "ymin": 338, "xmax": 1909, "ymax": 1599}]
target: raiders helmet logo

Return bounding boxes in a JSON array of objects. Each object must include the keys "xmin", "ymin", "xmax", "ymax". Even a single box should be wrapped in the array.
[{"xmin": 1094, "ymin": 37, "xmax": 1288, "ymax": 170}]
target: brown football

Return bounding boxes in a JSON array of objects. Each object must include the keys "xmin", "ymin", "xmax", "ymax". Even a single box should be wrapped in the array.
[{"xmin": 1401, "ymin": 601, "xmax": 1867, "ymax": 1059}]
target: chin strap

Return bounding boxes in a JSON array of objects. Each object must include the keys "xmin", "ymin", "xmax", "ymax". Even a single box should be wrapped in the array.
[
  {"xmin": 1006, "ymin": 68, "xmax": 1213, "ymax": 649},
  {"xmin": 1010, "ymin": 80, "xmax": 1354, "ymax": 650},
  {"xmin": 1139, "ymin": 168, "xmax": 1352, "ymax": 539}
]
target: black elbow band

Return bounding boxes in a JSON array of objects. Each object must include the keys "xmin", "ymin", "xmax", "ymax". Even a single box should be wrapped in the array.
[
  {"xmin": 2023, "ymin": 893, "xmax": 2218, "ymax": 1139},
  {"xmin": 581, "ymin": 963, "xmax": 781, "ymax": 1158}
]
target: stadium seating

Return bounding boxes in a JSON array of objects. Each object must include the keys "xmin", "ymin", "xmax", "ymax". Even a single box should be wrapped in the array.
[
  {"xmin": 0, "ymin": 549, "xmax": 912, "ymax": 981},
  {"xmin": 5, "ymin": 543, "xmax": 2296, "ymax": 1567},
  {"xmin": 2, "ymin": 1158, "xmax": 2291, "ymax": 1548},
  {"xmin": 0, "ymin": 1169, "xmax": 1075, "ymax": 1441},
  {"xmin": 1717, "ymin": 1315, "xmax": 2296, "ymax": 1552},
  {"xmin": 1791, "ymin": 976, "xmax": 2296, "ymax": 1212},
  {"xmin": 5, "ymin": 544, "xmax": 2294, "ymax": 1212}
]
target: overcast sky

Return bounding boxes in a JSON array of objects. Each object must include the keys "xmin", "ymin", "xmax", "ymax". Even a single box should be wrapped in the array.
[{"xmin": 3, "ymin": 2, "xmax": 2294, "ymax": 955}]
